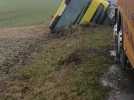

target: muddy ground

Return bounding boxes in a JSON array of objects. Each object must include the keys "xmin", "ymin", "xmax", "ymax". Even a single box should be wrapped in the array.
[{"xmin": 0, "ymin": 25, "xmax": 134, "ymax": 100}]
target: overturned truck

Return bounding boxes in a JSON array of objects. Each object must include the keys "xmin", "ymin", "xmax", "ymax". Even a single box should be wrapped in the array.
[{"xmin": 49, "ymin": 0, "xmax": 109, "ymax": 32}]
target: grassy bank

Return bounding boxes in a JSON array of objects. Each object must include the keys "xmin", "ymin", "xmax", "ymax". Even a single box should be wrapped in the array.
[
  {"xmin": 1, "ymin": 26, "xmax": 113, "ymax": 100},
  {"xmin": 0, "ymin": 0, "xmax": 60, "ymax": 27}
]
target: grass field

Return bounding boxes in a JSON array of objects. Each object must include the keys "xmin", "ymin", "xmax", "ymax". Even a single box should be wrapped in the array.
[
  {"xmin": 0, "ymin": 1, "xmax": 114, "ymax": 100},
  {"xmin": 1, "ymin": 26, "xmax": 113, "ymax": 100},
  {"xmin": 0, "ymin": 0, "xmax": 60, "ymax": 27}
]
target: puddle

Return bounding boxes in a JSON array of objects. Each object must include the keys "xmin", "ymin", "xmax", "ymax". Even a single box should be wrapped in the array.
[{"xmin": 101, "ymin": 65, "xmax": 134, "ymax": 100}]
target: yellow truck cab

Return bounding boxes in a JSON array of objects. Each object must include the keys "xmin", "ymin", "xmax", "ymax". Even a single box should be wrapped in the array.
[{"xmin": 81, "ymin": 0, "xmax": 109, "ymax": 25}]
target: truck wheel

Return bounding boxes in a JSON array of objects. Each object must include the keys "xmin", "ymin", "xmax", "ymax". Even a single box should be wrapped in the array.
[
  {"xmin": 114, "ymin": 10, "xmax": 129, "ymax": 68},
  {"xmin": 49, "ymin": 16, "xmax": 61, "ymax": 31},
  {"xmin": 119, "ymin": 29, "xmax": 129, "ymax": 70},
  {"xmin": 114, "ymin": 11, "xmax": 122, "ymax": 63},
  {"xmin": 117, "ymin": 30, "xmax": 122, "ymax": 57},
  {"xmin": 91, "ymin": 5, "xmax": 104, "ymax": 24},
  {"xmin": 114, "ymin": 24, "xmax": 121, "ymax": 63},
  {"xmin": 117, "ymin": 29, "xmax": 129, "ymax": 69},
  {"xmin": 120, "ymin": 48, "xmax": 128, "ymax": 70}
]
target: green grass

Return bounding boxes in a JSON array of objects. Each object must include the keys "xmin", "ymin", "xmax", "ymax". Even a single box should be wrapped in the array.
[
  {"xmin": 0, "ymin": 0, "xmax": 60, "ymax": 27},
  {"xmin": 1, "ymin": 26, "xmax": 114, "ymax": 100}
]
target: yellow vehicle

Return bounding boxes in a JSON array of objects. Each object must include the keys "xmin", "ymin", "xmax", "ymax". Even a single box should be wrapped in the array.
[
  {"xmin": 49, "ymin": 0, "xmax": 66, "ymax": 29},
  {"xmin": 80, "ymin": 0, "xmax": 109, "ymax": 25}
]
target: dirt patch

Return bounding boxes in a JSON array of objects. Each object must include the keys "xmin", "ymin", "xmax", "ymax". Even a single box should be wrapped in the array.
[
  {"xmin": 58, "ymin": 49, "xmax": 82, "ymax": 66},
  {"xmin": 58, "ymin": 47, "xmax": 111, "ymax": 66}
]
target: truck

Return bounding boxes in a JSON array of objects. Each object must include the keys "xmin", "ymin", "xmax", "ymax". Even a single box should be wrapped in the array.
[{"xmin": 114, "ymin": 0, "xmax": 134, "ymax": 68}]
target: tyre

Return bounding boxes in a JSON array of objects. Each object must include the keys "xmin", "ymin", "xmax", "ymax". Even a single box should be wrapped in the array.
[
  {"xmin": 120, "ymin": 48, "xmax": 128, "ymax": 70},
  {"xmin": 114, "ymin": 23, "xmax": 119, "ymax": 63},
  {"xmin": 114, "ymin": 11, "xmax": 129, "ymax": 69},
  {"xmin": 49, "ymin": 16, "xmax": 61, "ymax": 30},
  {"xmin": 97, "ymin": 8, "xmax": 107, "ymax": 24},
  {"xmin": 91, "ymin": 5, "xmax": 104, "ymax": 24},
  {"xmin": 114, "ymin": 10, "xmax": 122, "ymax": 63}
]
